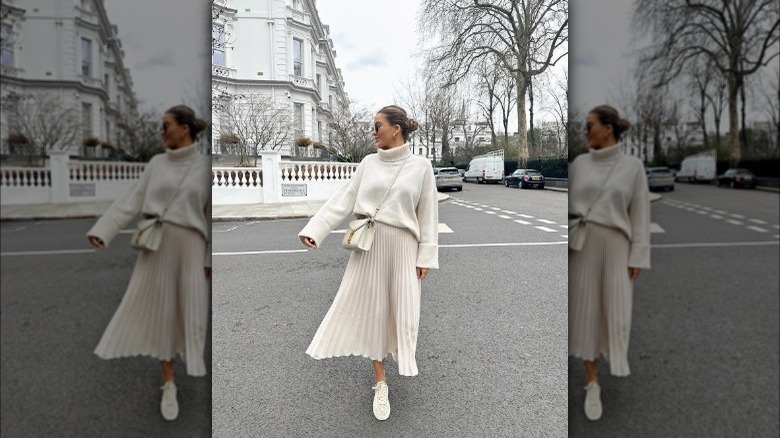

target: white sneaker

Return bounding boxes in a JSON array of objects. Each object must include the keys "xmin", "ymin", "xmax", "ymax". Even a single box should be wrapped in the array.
[
  {"xmin": 372, "ymin": 381, "xmax": 390, "ymax": 421},
  {"xmin": 584, "ymin": 381, "xmax": 602, "ymax": 421},
  {"xmin": 160, "ymin": 381, "xmax": 179, "ymax": 421}
]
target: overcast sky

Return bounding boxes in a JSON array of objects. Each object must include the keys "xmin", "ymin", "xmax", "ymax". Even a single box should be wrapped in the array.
[
  {"xmin": 102, "ymin": 0, "xmax": 211, "ymax": 117},
  {"xmin": 315, "ymin": 0, "xmax": 567, "ymax": 131}
]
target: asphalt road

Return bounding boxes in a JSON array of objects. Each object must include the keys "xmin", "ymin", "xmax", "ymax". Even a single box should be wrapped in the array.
[
  {"xmin": 0, "ymin": 218, "xmax": 212, "ymax": 437},
  {"xmin": 568, "ymin": 182, "xmax": 780, "ymax": 437},
  {"xmin": 211, "ymin": 181, "xmax": 569, "ymax": 437}
]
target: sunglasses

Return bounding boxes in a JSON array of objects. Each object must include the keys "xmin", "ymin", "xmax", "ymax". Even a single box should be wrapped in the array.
[
  {"xmin": 161, "ymin": 122, "xmax": 171, "ymax": 132},
  {"xmin": 585, "ymin": 122, "xmax": 594, "ymax": 132},
  {"xmin": 372, "ymin": 122, "xmax": 382, "ymax": 133}
]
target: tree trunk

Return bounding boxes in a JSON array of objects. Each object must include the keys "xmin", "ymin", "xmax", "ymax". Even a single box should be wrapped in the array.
[
  {"xmin": 515, "ymin": 74, "xmax": 529, "ymax": 167},
  {"xmin": 727, "ymin": 75, "xmax": 740, "ymax": 167},
  {"xmin": 699, "ymin": 89, "xmax": 708, "ymax": 147}
]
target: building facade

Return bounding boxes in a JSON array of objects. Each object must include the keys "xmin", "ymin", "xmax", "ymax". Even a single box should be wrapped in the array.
[
  {"xmin": 211, "ymin": 0, "xmax": 349, "ymax": 159},
  {"xmin": 0, "ymin": 0, "xmax": 137, "ymax": 158}
]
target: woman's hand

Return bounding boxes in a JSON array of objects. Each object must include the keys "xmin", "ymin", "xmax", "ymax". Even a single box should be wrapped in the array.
[
  {"xmin": 628, "ymin": 267, "xmax": 641, "ymax": 280},
  {"xmin": 300, "ymin": 236, "xmax": 317, "ymax": 249},
  {"xmin": 417, "ymin": 267, "xmax": 429, "ymax": 280},
  {"xmin": 204, "ymin": 267, "xmax": 212, "ymax": 280},
  {"xmin": 88, "ymin": 235, "xmax": 105, "ymax": 249}
]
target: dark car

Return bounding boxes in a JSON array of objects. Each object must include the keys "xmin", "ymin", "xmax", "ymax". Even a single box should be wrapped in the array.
[
  {"xmin": 505, "ymin": 169, "xmax": 545, "ymax": 189},
  {"xmin": 436, "ymin": 167, "xmax": 463, "ymax": 191},
  {"xmin": 717, "ymin": 168, "xmax": 757, "ymax": 189}
]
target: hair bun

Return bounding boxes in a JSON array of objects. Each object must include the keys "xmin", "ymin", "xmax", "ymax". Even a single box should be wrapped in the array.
[
  {"xmin": 407, "ymin": 117, "xmax": 419, "ymax": 133},
  {"xmin": 617, "ymin": 118, "xmax": 631, "ymax": 133}
]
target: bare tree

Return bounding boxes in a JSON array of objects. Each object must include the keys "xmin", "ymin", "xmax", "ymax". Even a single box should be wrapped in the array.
[
  {"xmin": 538, "ymin": 67, "xmax": 568, "ymax": 155},
  {"xmin": 2, "ymin": 92, "xmax": 81, "ymax": 163},
  {"xmin": 420, "ymin": 0, "xmax": 567, "ymax": 165},
  {"xmin": 329, "ymin": 100, "xmax": 375, "ymax": 163},
  {"xmin": 115, "ymin": 108, "xmax": 164, "ymax": 162},
  {"xmin": 218, "ymin": 93, "xmax": 293, "ymax": 166},
  {"xmin": 475, "ymin": 58, "xmax": 502, "ymax": 145},
  {"xmin": 705, "ymin": 73, "xmax": 728, "ymax": 150},
  {"xmin": 687, "ymin": 60, "xmax": 714, "ymax": 148},
  {"xmin": 634, "ymin": 0, "xmax": 780, "ymax": 166}
]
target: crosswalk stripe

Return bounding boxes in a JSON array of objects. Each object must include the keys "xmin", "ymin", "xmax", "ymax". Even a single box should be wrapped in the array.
[
  {"xmin": 514, "ymin": 219, "xmax": 531, "ymax": 225},
  {"xmin": 537, "ymin": 219, "xmax": 557, "ymax": 224},
  {"xmin": 535, "ymin": 226, "xmax": 557, "ymax": 232}
]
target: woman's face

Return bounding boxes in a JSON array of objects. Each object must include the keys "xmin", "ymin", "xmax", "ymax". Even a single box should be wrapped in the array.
[
  {"xmin": 585, "ymin": 112, "xmax": 612, "ymax": 149},
  {"xmin": 161, "ymin": 113, "xmax": 190, "ymax": 149},
  {"xmin": 372, "ymin": 112, "xmax": 399, "ymax": 149}
]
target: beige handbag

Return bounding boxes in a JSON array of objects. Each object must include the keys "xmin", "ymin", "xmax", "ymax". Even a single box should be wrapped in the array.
[
  {"xmin": 342, "ymin": 156, "xmax": 410, "ymax": 252},
  {"xmin": 130, "ymin": 159, "xmax": 196, "ymax": 252},
  {"xmin": 569, "ymin": 159, "xmax": 619, "ymax": 251}
]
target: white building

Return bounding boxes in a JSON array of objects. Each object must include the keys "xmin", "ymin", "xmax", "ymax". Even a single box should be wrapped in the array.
[
  {"xmin": 0, "ymin": 0, "xmax": 137, "ymax": 158},
  {"xmin": 211, "ymin": 0, "xmax": 349, "ymax": 159}
]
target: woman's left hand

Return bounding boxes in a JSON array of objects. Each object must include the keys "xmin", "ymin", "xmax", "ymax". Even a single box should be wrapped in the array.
[
  {"xmin": 204, "ymin": 267, "xmax": 212, "ymax": 280},
  {"xmin": 416, "ymin": 267, "xmax": 429, "ymax": 280},
  {"xmin": 628, "ymin": 267, "xmax": 640, "ymax": 280}
]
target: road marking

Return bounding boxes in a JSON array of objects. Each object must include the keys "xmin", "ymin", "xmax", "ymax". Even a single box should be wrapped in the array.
[
  {"xmin": 438, "ymin": 223, "xmax": 454, "ymax": 233},
  {"xmin": 474, "ymin": 207, "xmax": 484, "ymax": 211},
  {"xmin": 489, "ymin": 207, "xmax": 501, "ymax": 210},
  {"xmin": 774, "ymin": 225, "xmax": 780, "ymax": 229},
  {"xmin": 730, "ymin": 214, "xmax": 746, "ymax": 219},
  {"xmin": 710, "ymin": 214, "xmax": 723, "ymax": 219},
  {"xmin": 214, "ymin": 249, "xmax": 309, "ymax": 256},
  {"xmin": 498, "ymin": 215, "xmax": 512, "ymax": 219},
  {"xmin": 0, "ymin": 225, "xmax": 27, "ymax": 233},
  {"xmin": 441, "ymin": 241, "xmax": 568, "ymax": 248},
  {"xmin": 559, "ymin": 225, "xmax": 568, "ymax": 229},
  {"xmin": 746, "ymin": 226, "xmax": 768, "ymax": 233},
  {"xmin": 514, "ymin": 219, "xmax": 531, "ymax": 225},
  {"xmin": 696, "ymin": 210, "xmax": 707, "ymax": 214},
  {"xmin": 534, "ymin": 226, "xmax": 557, "ymax": 232},
  {"xmin": 1, "ymin": 249, "xmax": 96, "ymax": 257},
  {"xmin": 485, "ymin": 211, "xmax": 497, "ymax": 215},
  {"xmin": 726, "ymin": 219, "xmax": 743, "ymax": 225},
  {"xmin": 561, "ymin": 234, "xmax": 568, "ymax": 239},
  {"xmin": 517, "ymin": 214, "xmax": 534, "ymax": 218},
  {"xmin": 213, "ymin": 226, "xmax": 239, "ymax": 233},
  {"xmin": 650, "ymin": 223, "xmax": 665, "ymax": 233},
  {"xmin": 537, "ymin": 219, "xmax": 557, "ymax": 224},
  {"xmin": 775, "ymin": 235, "xmax": 780, "ymax": 239},
  {"xmin": 501, "ymin": 210, "xmax": 516, "ymax": 214},
  {"xmin": 748, "ymin": 219, "xmax": 767, "ymax": 224},
  {"xmin": 699, "ymin": 206, "xmax": 712, "ymax": 210},
  {"xmin": 713, "ymin": 209, "xmax": 726, "ymax": 214},
  {"xmin": 652, "ymin": 241, "xmax": 779, "ymax": 249}
]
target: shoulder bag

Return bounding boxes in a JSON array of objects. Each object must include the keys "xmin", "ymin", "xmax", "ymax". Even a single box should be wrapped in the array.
[
  {"xmin": 342, "ymin": 156, "xmax": 410, "ymax": 252},
  {"xmin": 569, "ymin": 158, "xmax": 619, "ymax": 251},
  {"xmin": 131, "ymin": 158, "xmax": 197, "ymax": 252}
]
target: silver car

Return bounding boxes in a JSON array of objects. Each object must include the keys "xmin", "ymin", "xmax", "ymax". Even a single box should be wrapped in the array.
[
  {"xmin": 436, "ymin": 167, "xmax": 463, "ymax": 191},
  {"xmin": 646, "ymin": 166, "xmax": 675, "ymax": 191}
]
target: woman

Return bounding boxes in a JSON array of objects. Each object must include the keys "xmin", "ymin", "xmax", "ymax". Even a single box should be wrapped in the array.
[
  {"xmin": 87, "ymin": 105, "xmax": 211, "ymax": 421},
  {"xmin": 298, "ymin": 105, "xmax": 438, "ymax": 421},
  {"xmin": 568, "ymin": 105, "xmax": 650, "ymax": 421}
]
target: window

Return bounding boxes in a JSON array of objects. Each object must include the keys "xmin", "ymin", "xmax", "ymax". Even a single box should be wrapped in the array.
[
  {"xmin": 293, "ymin": 38, "xmax": 303, "ymax": 76},
  {"xmin": 82, "ymin": 103, "xmax": 92, "ymax": 136},
  {"xmin": 81, "ymin": 38, "xmax": 92, "ymax": 76},
  {"xmin": 317, "ymin": 120, "xmax": 322, "ymax": 141},
  {"xmin": 294, "ymin": 103, "xmax": 303, "ymax": 137},
  {"xmin": 419, "ymin": 148, "xmax": 423, "ymax": 155},
  {"xmin": 1, "ymin": 23, "xmax": 13, "ymax": 67},
  {"xmin": 212, "ymin": 26, "xmax": 225, "ymax": 66},
  {"xmin": 316, "ymin": 74, "xmax": 321, "ymax": 93}
]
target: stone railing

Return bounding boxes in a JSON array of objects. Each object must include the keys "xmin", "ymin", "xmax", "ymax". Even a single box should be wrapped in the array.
[
  {"xmin": 213, "ymin": 65, "xmax": 237, "ymax": 79},
  {"xmin": 290, "ymin": 75, "xmax": 314, "ymax": 89},
  {"xmin": 212, "ymin": 153, "xmax": 358, "ymax": 205},
  {"xmin": 0, "ymin": 151, "xmax": 146, "ymax": 205}
]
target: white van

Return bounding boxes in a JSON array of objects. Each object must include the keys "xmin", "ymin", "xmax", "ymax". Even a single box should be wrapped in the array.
[
  {"xmin": 464, "ymin": 150, "xmax": 504, "ymax": 183},
  {"xmin": 676, "ymin": 149, "xmax": 716, "ymax": 183}
]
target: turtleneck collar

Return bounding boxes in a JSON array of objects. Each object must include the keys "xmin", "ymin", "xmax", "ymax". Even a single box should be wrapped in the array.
[
  {"xmin": 165, "ymin": 143, "xmax": 198, "ymax": 161},
  {"xmin": 589, "ymin": 143, "xmax": 623, "ymax": 162},
  {"xmin": 377, "ymin": 143, "xmax": 412, "ymax": 162}
]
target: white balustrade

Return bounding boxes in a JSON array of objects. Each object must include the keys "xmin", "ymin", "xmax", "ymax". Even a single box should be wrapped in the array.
[{"xmin": 212, "ymin": 167, "xmax": 264, "ymax": 205}]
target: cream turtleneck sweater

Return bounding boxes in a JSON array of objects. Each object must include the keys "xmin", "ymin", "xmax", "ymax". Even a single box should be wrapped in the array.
[
  {"xmin": 568, "ymin": 144, "xmax": 650, "ymax": 269},
  {"xmin": 298, "ymin": 144, "xmax": 439, "ymax": 269},
  {"xmin": 87, "ymin": 144, "xmax": 212, "ymax": 266}
]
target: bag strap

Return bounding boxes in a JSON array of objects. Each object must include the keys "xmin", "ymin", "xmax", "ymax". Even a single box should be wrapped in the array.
[
  {"xmin": 582, "ymin": 157, "xmax": 620, "ymax": 222},
  {"xmin": 372, "ymin": 155, "xmax": 411, "ymax": 220},
  {"xmin": 159, "ymin": 157, "xmax": 197, "ymax": 221}
]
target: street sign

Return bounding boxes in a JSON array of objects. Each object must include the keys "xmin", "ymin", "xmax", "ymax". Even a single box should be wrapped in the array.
[
  {"xmin": 69, "ymin": 183, "xmax": 96, "ymax": 197},
  {"xmin": 281, "ymin": 183, "xmax": 307, "ymax": 197}
]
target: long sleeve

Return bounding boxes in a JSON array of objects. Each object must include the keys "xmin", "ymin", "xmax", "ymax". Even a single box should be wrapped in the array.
[
  {"xmin": 627, "ymin": 164, "xmax": 651, "ymax": 269},
  {"xmin": 298, "ymin": 161, "xmax": 365, "ymax": 247},
  {"xmin": 86, "ymin": 160, "xmax": 153, "ymax": 247},
  {"xmin": 415, "ymin": 166, "xmax": 439, "ymax": 269}
]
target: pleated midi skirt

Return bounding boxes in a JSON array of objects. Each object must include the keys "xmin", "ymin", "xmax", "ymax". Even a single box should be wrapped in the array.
[
  {"xmin": 306, "ymin": 222, "xmax": 422, "ymax": 376},
  {"xmin": 94, "ymin": 223, "xmax": 209, "ymax": 376},
  {"xmin": 568, "ymin": 222, "xmax": 633, "ymax": 376}
]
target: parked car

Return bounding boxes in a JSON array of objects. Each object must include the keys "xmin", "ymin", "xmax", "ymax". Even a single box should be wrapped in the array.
[
  {"xmin": 457, "ymin": 168, "xmax": 465, "ymax": 179},
  {"xmin": 716, "ymin": 168, "xmax": 757, "ymax": 189},
  {"xmin": 505, "ymin": 169, "xmax": 545, "ymax": 189},
  {"xmin": 436, "ymin": 167, "xmax": 463, "ymax": 191},
  {"xmin": 676, "ymin": 150, "xmax": 716, "ymax": 183},
  {"xmin": 646, "ymin": 166, "xmax": 675, "ymax": 191}
]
